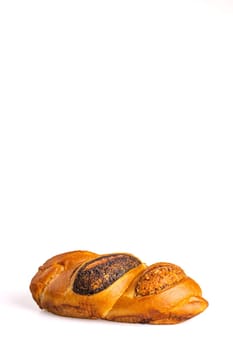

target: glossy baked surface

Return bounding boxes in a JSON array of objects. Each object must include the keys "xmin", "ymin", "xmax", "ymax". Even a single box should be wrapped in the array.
[{"xmin": 30, "ymin": 250, "xmax": 208, "ymax": 324}]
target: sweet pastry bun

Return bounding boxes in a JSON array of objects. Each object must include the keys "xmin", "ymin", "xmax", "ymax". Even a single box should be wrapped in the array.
[{"xmin": 30, "ymin": 250, "xmax": 208, "ymax": 324}]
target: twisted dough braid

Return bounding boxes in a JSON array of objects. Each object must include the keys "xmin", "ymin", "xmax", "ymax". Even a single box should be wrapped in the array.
[{"xmin": 30, "ymin": 250, "xmax": 208, "ymax": 324}]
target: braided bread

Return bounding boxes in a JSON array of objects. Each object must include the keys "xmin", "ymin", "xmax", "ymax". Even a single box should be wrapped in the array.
[{"xmin": 30, "ymin": 250, "xmax": 208, "ymax": 324}]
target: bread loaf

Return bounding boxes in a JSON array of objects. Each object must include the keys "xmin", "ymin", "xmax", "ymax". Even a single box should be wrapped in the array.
[{"xmin": 30, "ymin": 250, "xmax": 208, "ymax": 324}]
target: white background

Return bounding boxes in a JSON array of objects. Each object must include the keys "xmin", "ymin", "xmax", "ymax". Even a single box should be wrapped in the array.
[{"xmin": 0, "ymin": 0, "xmax": 233, "ymax": 349}]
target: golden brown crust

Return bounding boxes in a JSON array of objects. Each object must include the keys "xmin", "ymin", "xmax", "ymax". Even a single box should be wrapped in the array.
[
  {"xmin": 30, "ymin": 250, "xmax": 208, "ymax": 324},
  {"xmin": 30, "ymin": 250, "xmax": 99, "ymax": 307}
]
